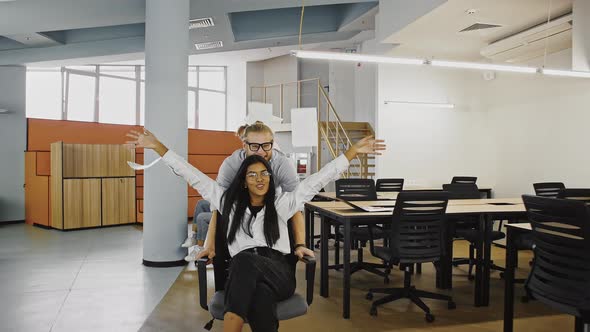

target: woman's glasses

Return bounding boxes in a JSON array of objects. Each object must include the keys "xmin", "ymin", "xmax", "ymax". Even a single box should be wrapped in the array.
[
  {"xmin": 245, "ymin": 141, "xmax": 273, "ymax": 152},
  {"xmin": 246, "ymin": 170, "xmax": 272, "ymax": 181}
]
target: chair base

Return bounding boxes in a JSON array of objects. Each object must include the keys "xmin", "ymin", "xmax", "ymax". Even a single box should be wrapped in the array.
[{"xmin": 366, "ymin": 270, "xmax": 455, "ymax": 323}]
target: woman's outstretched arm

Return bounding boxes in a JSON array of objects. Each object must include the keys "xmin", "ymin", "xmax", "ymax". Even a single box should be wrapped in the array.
[{"xmin": 126, "ymin": 129, "xmax": 225, "ymax": 211}]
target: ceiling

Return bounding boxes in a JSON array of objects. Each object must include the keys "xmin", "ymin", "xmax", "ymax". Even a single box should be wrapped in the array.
[
  {"xmin": 0, "ymin": 0, "xmax": 378, "ymax": 65},
  {"xmin": 384, "ymin": 0, "xmax": 573, "ymax": 62}
]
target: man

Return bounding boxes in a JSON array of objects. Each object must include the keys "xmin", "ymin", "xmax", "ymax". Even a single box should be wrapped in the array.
[{"xmin": 185, "ymin": 121, "xmax": 314, "ymax": 262}]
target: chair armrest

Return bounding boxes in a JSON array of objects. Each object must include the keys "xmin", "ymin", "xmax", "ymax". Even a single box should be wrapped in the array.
[
  {"xmin": 196, "ymin": 258, "xmax": 209, "ymax": 310},
  {"xmin": 300, "ymin": 255, "xmax": 316, "ymax": 305}
]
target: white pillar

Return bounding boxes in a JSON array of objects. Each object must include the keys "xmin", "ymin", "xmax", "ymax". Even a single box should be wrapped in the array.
[
  {"xmin": 143, "ymin": 0, "xmax": 189, "ymax": 266},
  {"xmin": 572, "ymin": 0, "xmax": 590, "ymax": 71}
]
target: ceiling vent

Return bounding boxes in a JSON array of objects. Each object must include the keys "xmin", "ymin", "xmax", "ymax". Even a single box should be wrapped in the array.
[
  {"xmin": 189, "ymin": 17, "xmax": 214, "ymax": 29},
  {"xmin": 195, "ymin": 41, "xmax": 223, "ymax": 50},
  {"xmin": 460, "ymin": 23, "xmax": 502, "ymax": 32}
]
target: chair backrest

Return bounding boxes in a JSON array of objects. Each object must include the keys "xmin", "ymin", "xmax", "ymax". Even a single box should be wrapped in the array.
[
  {"xmin": 389, "ymin": 191, "xmax": 449, "ymax": 264},
  {"xmin": 376, "ymin": 178, "xmax": 404, "ymax": 192},
  {"xmin": 557, "ymin": 188, "xmax": 590, "ymax": 205},
  {"xmin": 533, "ymin": 182, "xmax": 565, "ymax": 198},
  {"xmin": 522, "ymin": 195, "xmax": 590, "ymax": 316},
  {"xmin": 442, "ymin": 183, "xmax": 480, "ymax": 200},
  {"xmin": 451, "ymin": 176, "xmax": 477, "ymax": 184},
  {"xmin": 335, "ymin": 178, "xmax": 377, "ymax": 201}
]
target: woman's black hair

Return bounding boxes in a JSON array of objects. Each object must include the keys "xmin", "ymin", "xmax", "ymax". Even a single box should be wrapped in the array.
[{"xmin": 221, "ymin": 155, "xmax": 279, "ymax": 247}]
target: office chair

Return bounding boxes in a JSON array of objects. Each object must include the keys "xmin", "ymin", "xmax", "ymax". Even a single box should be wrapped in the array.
[
  {"xmin": 533, "ymin": 182, "xmax": 565, "ymax": 198},
  {"xmin": 375, "ymin": 178, "xmax": 404, "ymax": 192},
  {"xmin": 365, "ymin": 191, "xmax": 455, "ymax": 322},
  {"xmin": 451, "ymin": 176, "xmax": 477, "ymax": 184},
  {"xmin": 522, "ymin": 195, "xmax": 590, "ymax": 331},
  {"xmin": 557, "ymin": 188, "xmax": 590, "ymax": 205},
  {"xmin": 196, "ymin": 213, "xmax": 316, "ymax": 329}
]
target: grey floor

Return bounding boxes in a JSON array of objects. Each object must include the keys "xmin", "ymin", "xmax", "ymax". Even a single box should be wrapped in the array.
[{"xmin": 0, "ymin": 223, "xmax": 183, "ymax": 332}]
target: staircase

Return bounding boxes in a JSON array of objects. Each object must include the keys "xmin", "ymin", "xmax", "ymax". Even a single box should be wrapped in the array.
[{"xmin": 250, "ymin": 78, "xmax": 375, "ymax": 179}]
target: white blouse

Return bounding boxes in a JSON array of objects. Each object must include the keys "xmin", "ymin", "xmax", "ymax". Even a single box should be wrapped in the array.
[{"xmin": 161, "ymin": 151, "xmax": 350, "ymax": 256}]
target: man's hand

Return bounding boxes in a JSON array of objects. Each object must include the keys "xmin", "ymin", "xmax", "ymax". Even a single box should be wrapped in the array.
[{"xmin": 294, "ymin": 245, "xmax": 315, "ymax": 259}]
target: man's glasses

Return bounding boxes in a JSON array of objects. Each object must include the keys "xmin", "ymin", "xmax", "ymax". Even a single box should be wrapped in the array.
[
  {"xmin": 246, "ymin": 170, "xmax": 272, "ymax": 181},
  {"xmin": 245, "ymin": 141, "xmax": 273, "ymax": 152}
]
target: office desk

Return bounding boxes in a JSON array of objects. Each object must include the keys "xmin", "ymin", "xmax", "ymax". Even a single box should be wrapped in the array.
[
  {"xmin": 316, "ymin": 186, "xmax": 493, "ymax": 201},
  {"xmin": 503, "ymin": 223, "xmax": 531, "ymax": 332},
  {"xmin": 304, "ymin": 200, "xmax": 527, "ymax": 319}
]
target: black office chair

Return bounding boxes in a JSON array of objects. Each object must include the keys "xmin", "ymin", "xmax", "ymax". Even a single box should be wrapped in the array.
[
  {"xmin": 557, "ymin": 188, "xmax": 590, "ymax": 205},
  {"xmin": 196, "ymin": 213, "xmax": 316, "ymax": 329},
  {"xmin": 376, "ymin": 178, "xmax": 404, "ymax": 192},
  {"xmin": 451, "ymin": 176, "xmax": 477, "ymax": 184},
  {"xmin": 443, "ymin": 183, "xmax": 505, "ymax": 280},
  {"xmin": 533, "ymin": 182, "xmax": 565, "ymax": 198},
  {"xmin": 365, "ymin": 191, "xmax": 456, "ymax": 322},
  {"xmin": 522, "ymin": 195, "xmax": 590, "ymax": 331},
  {"xmin": 333, "ymin": 179, "xmax": 390, "ymax": 282}
]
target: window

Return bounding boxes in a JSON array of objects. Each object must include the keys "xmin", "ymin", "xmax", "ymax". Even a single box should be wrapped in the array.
[
  {"xmin": 26, "ymin": 69, "xmax": 62, "ymax": 120},
  {"xmin": 26, "ymin": 65, "xmax": 227, "ymax": 129}
]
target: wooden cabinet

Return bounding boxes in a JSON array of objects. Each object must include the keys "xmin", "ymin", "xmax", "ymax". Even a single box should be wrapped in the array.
[
  {"xmin": 102, "ymin": 178, "xmax": 135, "ymax": 226},
  {"xmin": 50, "ymin": 142, "xmax": 136, "ymax": 230}
]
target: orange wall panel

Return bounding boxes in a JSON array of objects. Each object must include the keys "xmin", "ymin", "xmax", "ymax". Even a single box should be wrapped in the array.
[
  {"xmin": 36, "ymin": 152, "xmax": 51, "ymax": 176},
  {"xmin": 188, "ymin": 129, "xmax": 241, "ymax": 155},
  {"xmin": 25, "ymin": 152, "xmax": 50, "ymax": 226},
  {"xmin": 187, "ymin": 155, "xmax": 227, "ymax": 174}
]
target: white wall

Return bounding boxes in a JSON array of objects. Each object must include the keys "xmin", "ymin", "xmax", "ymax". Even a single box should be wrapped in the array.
[
  {"xmin": 329, "ymin": 61, "xmax": 356, "ymax": 121},
  {"xmin": 376, "ymin": 61, "xmax": 590, "ymax": 197},
  {"xmin": 0, "ymin": 66, "xmax": 26, "ymax": 222},
  {"xmin": 376, "ymin": 64, "xmax": 496, "ymax": 188}
]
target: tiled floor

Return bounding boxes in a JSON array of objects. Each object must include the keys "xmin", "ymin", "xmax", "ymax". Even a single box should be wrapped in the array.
[{"xmin": 0, "ymin": 223, "xmax": 183, "ymax": 332}]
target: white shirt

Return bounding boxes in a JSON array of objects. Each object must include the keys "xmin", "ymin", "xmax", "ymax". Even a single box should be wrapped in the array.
[{"xmin": 162, "ymin": 151, "xmax": 350, "ymax": 256}]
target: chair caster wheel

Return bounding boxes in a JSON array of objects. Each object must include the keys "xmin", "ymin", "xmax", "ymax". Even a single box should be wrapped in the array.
[
  {"xmin": 384, "ymin": 277, "xmax": 390, "ymax": 284},
  {"xmin": 366, "ymin": 292, "xmax": 373, "ymax": 300},
  {"xmin": 425, "ymin": 313, "xmax": 435, "ymax": 323},
  {"xmin": 448, "ymin": 301, "xmax": 456, "ymax": 310},
  {"xmin": 370, "ymin": 306, "xmax": 377, "ymax": 316},
  {"xmin": 467, "ymin": 275, "xmax": 475, "ymax": 281}
]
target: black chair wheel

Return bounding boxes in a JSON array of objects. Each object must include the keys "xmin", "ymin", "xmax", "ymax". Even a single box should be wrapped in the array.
[
  {"xmin": 369, "ymin": 306, "xmax": 377, "ymax": 316},
  {"xmin": 448, "ymin": 301, "xmax": 456, "ymax": 310},
  {"xmin": 467, "ymin": 275, "xmax": 475, "ymax": 281},
  {"xmin": 425, "ymin": 313, "xmax": 435, "ymax": 323},
  {"xmin": 384, "ymin": 277, "xmax": 390, "ymax": 284},
  {"xmin": 521, "ymin": 296, "xmax": 529, "ymax": 303},
  {"xmin": 314, "ymin": 244, "xmax": 320, "ymax": 249},
  {"xmin": 366, "ymin": 292, "xmax": 373, "ymax": 300}
]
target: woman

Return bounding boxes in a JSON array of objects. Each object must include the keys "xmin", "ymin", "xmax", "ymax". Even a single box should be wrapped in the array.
[{"xmin": 126, "ymin": 129, "xmax": 385, "ymax": 332}]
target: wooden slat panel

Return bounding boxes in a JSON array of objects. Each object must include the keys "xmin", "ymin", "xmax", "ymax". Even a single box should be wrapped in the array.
[
  {"xmin": 50, "ymin": 142, "xmax": 63, "ymax": 229},
  {"xmin": 102, "ymin": 178, "xmax": 136, "ymax": 226},
  {"xmin": 63, "ymin": 144, "xmax": 134, "ymax": 178},
  {"xmin": 63, "ymin": 179, "xmax": 101, "ymax": 229},
  {"xmin": 25, "ymin": 152, "xmax": 50, "ymax": 226}
]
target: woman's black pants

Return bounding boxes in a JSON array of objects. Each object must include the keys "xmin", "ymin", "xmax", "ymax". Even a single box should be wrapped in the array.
[{"xmin": 224, "ymin": 248, "xmax": 296, "ymax": 332}]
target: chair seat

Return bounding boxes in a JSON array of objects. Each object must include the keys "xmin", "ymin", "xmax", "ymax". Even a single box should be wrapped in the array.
[
  {"xmin": 455, "ymin": 229, "xmax": 505, "ymax": 243},
  {"xmin": 208, "ymin": 291, "xmax": 308, "ymax": 320}
]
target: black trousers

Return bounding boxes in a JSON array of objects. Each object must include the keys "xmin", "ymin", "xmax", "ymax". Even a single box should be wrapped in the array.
[{"xmin": 224, "ymin": 248, "xmax": 296, "ymax": 332}]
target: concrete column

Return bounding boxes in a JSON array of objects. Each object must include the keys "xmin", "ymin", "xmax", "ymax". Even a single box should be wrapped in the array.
[
  {"xmin": 143, "ymin": 0, "xmax": 189, "ymax": 266},
  {"xmin": 572, "ymin": 0, "xmax": 590, "ymax": 71}
]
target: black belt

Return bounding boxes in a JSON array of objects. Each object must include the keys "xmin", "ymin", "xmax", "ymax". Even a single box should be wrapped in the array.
[{"xmin": 242, "ymin": 246, "xmax": 285, "ymax": 258}]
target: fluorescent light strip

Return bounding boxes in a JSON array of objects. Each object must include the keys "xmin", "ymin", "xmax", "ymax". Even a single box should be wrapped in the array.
[
  {"xmin": 384, "ymin": 101, "xmax": 455, "ymax": 109},
  {"xmin": 430, "ymin": 60, "xmax": 537, "ymax": 74},
  {"xmin": 292, "ymin": 50, "xmax": 425, "ymax": 65},
  {"xmin": 541, "ymin": 69, "xmax": 590, "ymax": 78}
]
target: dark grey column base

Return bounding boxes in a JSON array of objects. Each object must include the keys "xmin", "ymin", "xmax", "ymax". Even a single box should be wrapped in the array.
[{"xmin": 143, "ymin": 259, "xmax": 187, "ymax": 267}]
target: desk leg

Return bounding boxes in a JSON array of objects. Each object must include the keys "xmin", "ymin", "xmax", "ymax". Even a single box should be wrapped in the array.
[
  {"xmin": 440, "ymin": 220, "xmax": 454, "ymax": 289},
  {"xmin": 503, "ymin": 227, "xmax": 517, "ymax": 332},
  {"xmin": 474, "ymin": 214, "xmax": 484, "ymax": 306},
  {"xmin": 305, "ymin": 207, "xmax": 311, "ymax": 248},
  {"xmin": 343, "ymin": 221, "xmax": 351, "ymax": 319},
  {"xmin": 482, "ymin": 214, "xmax": 492, "ymax": 306},
  {"xmin": 320, "ymin": 216, "xmax": 329, "ymax": 298}
]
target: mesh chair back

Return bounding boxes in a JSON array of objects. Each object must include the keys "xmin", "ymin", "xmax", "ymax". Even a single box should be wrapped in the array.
[
  {"xmin": 557, "ymin": 188, "xmax": 590, "ymax": 205},
  {"xmin": 522, "ymin": 195, "xmax": 590, "ymax": 316},
  {"xmin": 376, "ymin": 178, "xmax": 404, "ymax": 192},
  {"xmin": 451, "ymin": 176, "xmax": 477, "ymax": 184},
  {"xmin": 335, "ymin": 179, "xmax": 377, "ymax": 201},
  {"xmin": 533, "ymin": 182, "xmax": 565, "ymax": 198},
  {"xmin": 389, "ymin": 191, "xmax": 449, "ymax": 264},
  {"xmin": 442, "ymin": 183, "xmax": 480, "ymax": 200}
]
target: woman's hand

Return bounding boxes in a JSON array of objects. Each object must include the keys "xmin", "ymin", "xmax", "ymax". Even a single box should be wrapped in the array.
[
  {"xmin": 125, "ymin": 129, "xmax": 169, "ymax": 156},
  {"xmin": 345, "ymin": 135, "xmax": 386, "ymax": 161},
  {"xmin": 196, "ymin": 245, "xmax": 216, "ymax": 265},
  {"xmin": 294, "ymin": 245, "xmax": 315, "ymax": 259}
]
